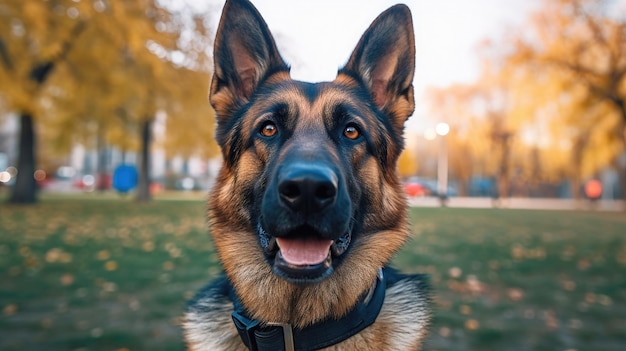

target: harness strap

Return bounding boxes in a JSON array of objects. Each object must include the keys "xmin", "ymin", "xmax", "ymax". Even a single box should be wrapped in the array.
[{"xmin": 232, "ymin": 268, "xmax": 386, "ymax": 351}]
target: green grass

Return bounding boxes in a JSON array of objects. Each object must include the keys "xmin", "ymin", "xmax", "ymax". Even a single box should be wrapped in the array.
[
  {"xmin": 396, "ymin": 208, "xmax": 626, "ymax": 351},
  {"xmin": 1, "ymin": 194, "xmax": 625, "ymax": 351}
]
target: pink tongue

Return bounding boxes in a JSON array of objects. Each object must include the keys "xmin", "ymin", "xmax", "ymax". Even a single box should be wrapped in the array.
[{"xmin": 276, "ymin": 237, "xmax": 333, "ymax": 266}]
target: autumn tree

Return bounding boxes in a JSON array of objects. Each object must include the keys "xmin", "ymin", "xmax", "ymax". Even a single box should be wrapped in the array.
[
  {"xmin": 427, "ymin": 0, "xmax": 625, "ymax": 202},
  {"xmin": 426, "ymin": 85, "xmax": 476, "ymax": 196},
  {"xmin": 426, "ymin": 70, "xmax": 521, "ymax": 200},
  {"xmin": 0, "ymin": 1, "xmax": 91, "ymax": 203},
  {"xmin": 0, "ymin": 0, "xmax": 215, "ymax": 203},
  {"xmin": 398, "ymin": 148, "xmax": 418, "ymax": 179},
  {"xmin": 512, "ymin": 0, "xmax": 626, "ymax": 201},
  {"xmin": 161, "ymin": 67, "xmax": 217, "ymax": 168}
]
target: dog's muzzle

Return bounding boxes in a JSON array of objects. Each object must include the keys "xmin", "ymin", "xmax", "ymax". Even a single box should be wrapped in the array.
[{"xmin": 259, "ymin": 162, "xmax": 353, "ymax": 284}]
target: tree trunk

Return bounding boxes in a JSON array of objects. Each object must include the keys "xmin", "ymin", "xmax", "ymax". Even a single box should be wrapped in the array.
[
  {"xmin": 9, "ymin": 113, "xmax": 37, "ymax": 204},
  {"xmin": 570, "ymin": 133, "xmax": 588, "ymax": 202},
  {"xmin": 4, "ymin": 24, "xmax": 85, "ymax": 204},
  {"xmin": 135, "ymin": 119, "xmax": 152, "ymax": 202},
  {"xmin": 606, "ymin": 102, "xmax": 626, "ymax": 208},
  {"xmin": 493, "ymin": 132, "xmax": 511, "ymax": 207},
  {"xmin": 618, "ymin": 106, "xmax": 626, "ymax": 207},
  {"xmin": 8, "ymin": 62, "xmax": 56, "ymax": 205},
  {"xmin": 96, "ymin": 127, "xmax": 109, "ymax": 192},
  {"xmin": 570, "ymin": 176, "xmax": 582, "ymax": 208}
]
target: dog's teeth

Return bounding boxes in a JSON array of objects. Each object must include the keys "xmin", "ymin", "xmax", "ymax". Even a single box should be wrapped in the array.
[
  {"xmin": 258, "ymin": 224, "xmax": 278, "ymax": 254},
  {"xmin": 269, "ymin": 237, "xmax": 276, "ymax": 250},
  {"xmin": 263, "ymin": 237, "xmax": 276, "ymax": 254},
  {"xmin": 331, "ymin": 242, "xmax": 346, "ymax": 256},
  {"xmin": 331, "ymin": 232, "xmax": 351, "ymax": 256}
]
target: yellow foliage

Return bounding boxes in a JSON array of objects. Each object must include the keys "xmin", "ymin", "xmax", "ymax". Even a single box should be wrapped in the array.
[
  {"xmin": 427, "ymin": 0, "xmax": 626, "ymax": 192},
  {"xmin": 0, "ymin": 0, "xmax": 217, "ymax": 160},
  {"xmin": 398, "ymin": 149, "xmax": 418, "ymax": 178}
]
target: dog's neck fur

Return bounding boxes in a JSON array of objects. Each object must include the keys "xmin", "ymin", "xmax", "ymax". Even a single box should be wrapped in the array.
[
  {"xmin": 209, "ymin": 216, "xmax": 409, "ymax": 328},
  {"xmin": 185, "ymin": 270, "xmax": 431, "ymax": 351},
  {"xmin": 230, "ymin": 268, "xmax": 386, "ymax": 350}
]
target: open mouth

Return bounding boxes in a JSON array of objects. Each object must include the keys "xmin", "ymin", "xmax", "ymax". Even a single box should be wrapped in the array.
[{"xmin": 258, "ymin": 224, "xmax": 351, "ymax": 283}]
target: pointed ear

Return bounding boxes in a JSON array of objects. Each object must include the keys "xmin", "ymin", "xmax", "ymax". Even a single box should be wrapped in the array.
[
  {"xmin": 341, "ymin": 5, "xmax": 415, "ymax": 131},
  {"xmin": 210, "ymin": 0, "xmax": 289, "ymax": 121}
]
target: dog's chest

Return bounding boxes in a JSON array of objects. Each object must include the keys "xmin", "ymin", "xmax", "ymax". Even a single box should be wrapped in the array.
[{"xmin": 184, "ymin": 279, "xmax": 430, "ymax": 351}]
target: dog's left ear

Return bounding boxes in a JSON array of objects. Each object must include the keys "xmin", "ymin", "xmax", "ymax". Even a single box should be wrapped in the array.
[
  {"xmin": 341, "ymin": 5, "xmax": 415, "ymax": 131},
  {"xmin": 210, "ymin": 0, "xmax": 289, "ymax": 122}
]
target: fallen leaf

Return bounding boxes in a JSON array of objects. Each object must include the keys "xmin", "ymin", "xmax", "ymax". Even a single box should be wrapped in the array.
[
  {"xmin": 507, "ymin": 288, "xmax": 524, "ymax": 301},
  {"xmin": 577, "ymin": 258, "xmax": 590, "ymax": 270},
  {"xmin": 163, "ymin": 261, "xmax": 175, "ymax": 271},
  {"xmin": 465, "ymin": 319, "xmax": 480, "ymax": 330},
  {"xmin": 46, "ymin": 248, "xmax": 62, "ymax": 263},
  {"xmin": 460, "ymin": 305, "xmax": 472, "ymax": 315},
  {"xmin": 3, "ymin": 304, "xmax": 18, "ymax": 316},
  {"xmin": 60, "ymin": 274, "xmax": 75, "ymax": 286},
  {"xmin": 104, "ymin": 260, "xmax": 118, "ymax": 271},
  {"xmin": 142, "ymin": 241, "xmax": 155, "ymax": 252},
  {"xmin": 97, "ymin": 250, "xmax": 111, "ymax": 261},
  {"xmin": 448, "ymin": 267, "xmax": 462, "ymax": 279}
]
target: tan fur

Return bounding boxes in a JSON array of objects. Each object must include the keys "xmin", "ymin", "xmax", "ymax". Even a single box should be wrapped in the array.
[
  {"xmin": 184, "ymin": 279, "xmax": 430, "ymax": 351},
  {"xmin": 185, "ymin": 1, "xmax": 430, "ymax": 349},
  {"xmin": 207, "ymin": 83, "xmax": 412, "ymax": 328}
]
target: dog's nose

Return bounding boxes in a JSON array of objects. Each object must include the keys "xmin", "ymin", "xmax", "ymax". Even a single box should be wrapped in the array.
[{"xmin": 278, "ymin": 164, "xmax": 338, "ymax": 213}]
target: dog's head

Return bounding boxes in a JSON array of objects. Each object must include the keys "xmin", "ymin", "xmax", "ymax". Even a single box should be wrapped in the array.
[{"xmin": 208, "ymin": 0, "xmax": 415, "ymax": 325}]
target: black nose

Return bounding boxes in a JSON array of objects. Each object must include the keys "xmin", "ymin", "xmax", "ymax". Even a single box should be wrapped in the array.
[{"xmin": 278, "ymin": 164, "xmax": 338, "ymax": 213}]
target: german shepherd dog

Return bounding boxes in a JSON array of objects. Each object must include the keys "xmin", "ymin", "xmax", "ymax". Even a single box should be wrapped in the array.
[{"xmin": 184, "ymin": 0, "xmax": 430, "ymax": 349}]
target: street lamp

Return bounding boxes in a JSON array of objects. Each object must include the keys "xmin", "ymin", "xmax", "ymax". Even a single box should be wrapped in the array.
[
  {"xmin": 435, "ymin": 122, "xmax": 450, "ymax": 137},
  {"xmin": 435, "ymin": 123, "xmax": 449, "ymax": 206}
]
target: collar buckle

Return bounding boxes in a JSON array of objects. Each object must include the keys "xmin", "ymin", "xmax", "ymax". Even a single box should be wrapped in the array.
[
  {"xmin": 232, "ymin": 311, "xmax": 295, "ymax": 351},
  {"xmin": 265, "ymin": 322, "xmax": 295, "ymax": 351}
]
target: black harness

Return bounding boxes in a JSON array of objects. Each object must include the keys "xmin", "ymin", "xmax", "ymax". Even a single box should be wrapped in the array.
[{"xmin": 231, "ymin": 269, "xmax": 386, "ymax": 351}]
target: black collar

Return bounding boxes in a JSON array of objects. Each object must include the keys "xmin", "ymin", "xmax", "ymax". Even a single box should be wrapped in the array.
[{"xmin": 231, "ymin": 268, "xmax": 386, "ymax": 351}]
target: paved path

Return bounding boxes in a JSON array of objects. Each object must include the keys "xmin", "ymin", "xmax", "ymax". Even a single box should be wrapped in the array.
[{"xmin": 408, "ymin": 196, "xmax": 626, "ymax": 212}]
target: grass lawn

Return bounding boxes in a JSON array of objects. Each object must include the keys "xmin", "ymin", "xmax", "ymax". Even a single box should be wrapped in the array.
[{"xmin": 1, "ymin": 194, "xmax": 625, "ymax": 351}]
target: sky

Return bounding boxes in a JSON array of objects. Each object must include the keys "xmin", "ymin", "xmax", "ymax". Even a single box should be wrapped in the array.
[{"xmin": 198, "ymin": 0, "xmax": 545, "ymax": 130}]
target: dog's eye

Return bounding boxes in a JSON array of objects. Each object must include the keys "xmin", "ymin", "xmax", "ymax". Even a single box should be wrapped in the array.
[
  {"xmin": 260, "ymin": 122, "xmax": 277, "ymax": 137},
  {"xmin": 343, "ymin": 124, "xmax": 361, "ymax": 140}
]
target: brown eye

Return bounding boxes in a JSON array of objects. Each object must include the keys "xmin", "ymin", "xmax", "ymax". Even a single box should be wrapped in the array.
[
  {"xmin": 343, "ymin": 124, "xmax": 360, "ymax": 140},
  {"xmin": 260, "ymin": 122, "xmax": 277, "ymax": 137}
]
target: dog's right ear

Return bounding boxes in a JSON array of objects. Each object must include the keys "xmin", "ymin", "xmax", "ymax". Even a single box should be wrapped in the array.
[{"xmin": 210, "ymin": 0, "xmax": 289, "ymax": 121}]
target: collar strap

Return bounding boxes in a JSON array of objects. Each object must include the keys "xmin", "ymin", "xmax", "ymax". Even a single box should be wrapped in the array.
[{"xmin": 232, "ymin": 268, "xmax": 386, "ymax": 351}]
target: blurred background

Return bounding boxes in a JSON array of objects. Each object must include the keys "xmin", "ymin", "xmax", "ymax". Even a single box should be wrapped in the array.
[
  {"xmin": 1, "ymin": 0, "xmax": 625, "ymax": 204},
  {"xmin": 1, "ymin": 0, "xmax": 625, "ymax": 350}
]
